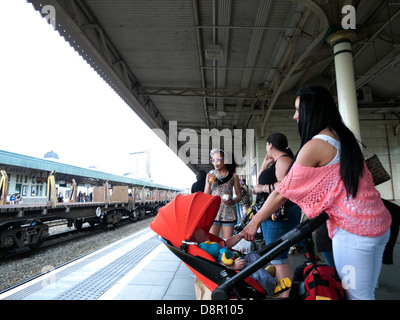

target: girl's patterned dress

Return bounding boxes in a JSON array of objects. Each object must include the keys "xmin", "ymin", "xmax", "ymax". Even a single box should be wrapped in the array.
[{"xmin": 211, "ymin": 174, "xmax": 236, "ymax": 223}]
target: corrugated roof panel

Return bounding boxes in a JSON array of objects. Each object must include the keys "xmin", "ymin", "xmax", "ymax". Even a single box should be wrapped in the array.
[
  {"xmin": 151, "ymin": 96, "xmax": 208, "ymax": 125},
  {"xmin": 85, "ymin": 0, "xmax": 200, "ymax": 87}
]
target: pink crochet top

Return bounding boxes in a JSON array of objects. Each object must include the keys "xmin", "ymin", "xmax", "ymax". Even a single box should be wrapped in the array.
[{"xmin": 276, "ymin": 161, "xmax": 391, "ymax": 238}]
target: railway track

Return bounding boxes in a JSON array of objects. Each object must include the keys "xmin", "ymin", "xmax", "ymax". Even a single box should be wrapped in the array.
[
  {"xmin": 0, "ymin": 213, "xmax": 155, "ymax": 261},
  {"xmin": 0, "ymin": 215, "xmax": 155, "ymax": 292},
  {"xmin": 0, "ymin": 200, "xmax": 165, "ymax": 258}
]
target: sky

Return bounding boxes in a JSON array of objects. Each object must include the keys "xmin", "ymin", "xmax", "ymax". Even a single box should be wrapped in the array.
[{"xmin": 0, "ymin": 0, "xmax": 195, "ymax": 190}]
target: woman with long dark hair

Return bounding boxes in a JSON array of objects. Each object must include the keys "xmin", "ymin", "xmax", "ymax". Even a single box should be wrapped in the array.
[
  {"xmin": 243, "ymin": 86, "xmax": 391, "ymax": 300},
  {"xmin": 252, "ymin": 132, "xmax": 301, "ymax": 298}
]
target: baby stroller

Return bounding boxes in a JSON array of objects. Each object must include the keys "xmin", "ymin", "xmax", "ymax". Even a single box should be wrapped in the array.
[{"xmin": 149, "ymin": 192, "xmax": 328, "ymax": 300}]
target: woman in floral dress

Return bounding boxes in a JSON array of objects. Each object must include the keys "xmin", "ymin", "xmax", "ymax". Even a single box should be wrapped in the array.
[{"xmin": 204, "ymin": 149, "xmax": 242, "ymax": 239}]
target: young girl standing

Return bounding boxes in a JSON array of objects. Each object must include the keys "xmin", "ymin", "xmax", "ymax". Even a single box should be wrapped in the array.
[{"xmin": 204, "ymin": 148, "xmax": 241, "ymax": 239}]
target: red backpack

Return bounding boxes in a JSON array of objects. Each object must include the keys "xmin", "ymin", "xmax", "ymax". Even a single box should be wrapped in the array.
[{"xmin": 303, "ymin": 263, "xmax": 346, "ymax": 300}]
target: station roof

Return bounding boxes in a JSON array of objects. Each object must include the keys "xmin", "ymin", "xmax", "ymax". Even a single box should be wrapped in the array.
[
  {"xmin": 27, "ymin": 0, "xmax": 400, "ymax": 173},
  {"xmin": 0, "ymin": 150, "xmax": 182, "ymax": 191}
]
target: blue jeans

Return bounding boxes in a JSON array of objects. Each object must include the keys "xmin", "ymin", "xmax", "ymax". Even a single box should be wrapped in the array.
[
  {"xmin": 261, "ymin": 205, "xmax": 302, "ymax": 265},
  {"xmin": 332, "ymin": 227, "xmax": 390, "ymax": 300}
]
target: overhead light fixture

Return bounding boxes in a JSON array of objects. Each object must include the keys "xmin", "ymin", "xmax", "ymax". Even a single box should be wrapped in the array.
[
  {"xmin": 205, "ymin": 44, "xmax": 223, "ymax": 60},
  {"xmin": 209, "ymin": 111, "xmax": 227, "ymax": 119}
]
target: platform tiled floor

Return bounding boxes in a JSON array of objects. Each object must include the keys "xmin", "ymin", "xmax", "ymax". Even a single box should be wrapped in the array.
[
  {"xmin": 110, "ymin": 247, "xmax": 196, "ymax": 300},
  {"xmin": 0, "ymin": 227, "xmax": 398, "ymax": 300}
]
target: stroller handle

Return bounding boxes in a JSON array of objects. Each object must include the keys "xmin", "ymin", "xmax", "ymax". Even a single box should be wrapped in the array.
[{"xmin": 212, "ymin": 211, "xmax": 329, "ymax": 300}]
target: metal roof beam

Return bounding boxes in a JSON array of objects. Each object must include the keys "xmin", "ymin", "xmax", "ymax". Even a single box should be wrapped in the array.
[
  {"xmin": 260, "ymin": 0, "xmax": 330, "ymax": 137},
  {"xmin": 192, "ymin": 0, "xmax": 211, "ymax": 128},
  {"xmin": 216, "ymin": 0, "xmax": 232, "ymax": 127},
  {"xmin": 196, "ymin": 25, "xmax": 298, "ymax": 30},
  {"xmin": 138, "ymin": 86, "xmax": 270, "ymax": 100},
  {"xmin": 231, "ymin": 0, "xmax": 273, "ymax": 128}
]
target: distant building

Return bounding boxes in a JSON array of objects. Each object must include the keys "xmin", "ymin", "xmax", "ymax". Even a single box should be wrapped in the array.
[
  {"xmin": 43, "ymin": 150, "xmax": 59, "ymax": 160},
  {"xmin": 128, "ymin": 150, "xmax": 151, "ymax": 180}
]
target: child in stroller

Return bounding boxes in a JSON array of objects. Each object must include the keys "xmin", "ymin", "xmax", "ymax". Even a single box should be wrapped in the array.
[
  {"xmin": 188, "ymin": 227, "xmax": 246, "ymax": 270},
  {"xmin": 188, "ymin": 226, "xmax": 291, "ymax": 297},
  {"xmin": 150, "ymin": 192, "xmax": 297, "ymax": 299}
]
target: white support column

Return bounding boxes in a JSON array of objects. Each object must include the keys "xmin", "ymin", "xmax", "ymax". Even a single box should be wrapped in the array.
[{"xmin": 327, "ymin": 30, "xmax": 361, "ymax": 141}]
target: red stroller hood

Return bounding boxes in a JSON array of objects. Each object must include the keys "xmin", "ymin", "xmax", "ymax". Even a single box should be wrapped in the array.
[
  {"xmin": 150, "ymin": 192, "xmax": 268, "ymax": 296},
  {"xmin": 149, "ymin": 192, "xmax": 221, "ymax": 248}
]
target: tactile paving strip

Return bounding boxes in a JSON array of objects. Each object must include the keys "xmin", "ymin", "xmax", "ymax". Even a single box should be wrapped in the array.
[
  {"xmin": 3, "ymin": 229, "xmax": 155, "ymax": 300},
  {"xmin": 54, "ymin": 235, "xmax": 160, "ymax": 300}
]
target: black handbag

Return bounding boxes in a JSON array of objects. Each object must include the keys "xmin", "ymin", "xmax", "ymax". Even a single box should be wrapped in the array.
[
  {"xmin": 268, "ymin": 184, "xmax": 288, "ymax": 221},
  {"xmin": 359, "ymin": 141, "xmax": 391, "ymax": 186}
]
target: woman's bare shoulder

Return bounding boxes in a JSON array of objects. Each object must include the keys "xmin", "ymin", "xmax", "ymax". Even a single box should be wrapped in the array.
[{"xmin": 296, "ymin": 139, "xmax": 328, "ymax": 167}]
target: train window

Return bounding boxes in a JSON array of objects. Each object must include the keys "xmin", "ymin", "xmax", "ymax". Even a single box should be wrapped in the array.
[
  {"xmin": 22, "ymin": 185, "xmax": 28, "ymax": 196},
  {"xmin": 31, "ymin": 185, "xmax": 36, "ymax": 196}
]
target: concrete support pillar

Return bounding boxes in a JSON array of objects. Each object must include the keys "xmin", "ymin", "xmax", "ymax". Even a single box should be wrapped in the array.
[{"xmin": 327, "ymin": 30, "xmax": 361, "ymax": 141}]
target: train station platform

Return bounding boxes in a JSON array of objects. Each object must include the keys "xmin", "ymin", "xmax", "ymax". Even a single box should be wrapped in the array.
[
  {"xmin": 0, "ymin": 227, "xmax": 398, "ymax": 301},
  {"xmin": 0, "ymin": 228, "xmax": 196, "ymax": 300}
]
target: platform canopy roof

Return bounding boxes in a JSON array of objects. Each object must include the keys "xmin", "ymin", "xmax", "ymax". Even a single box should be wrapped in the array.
[{"xmin": 27, "ymin": 0, "xmax": 400, "ymax": 173}]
